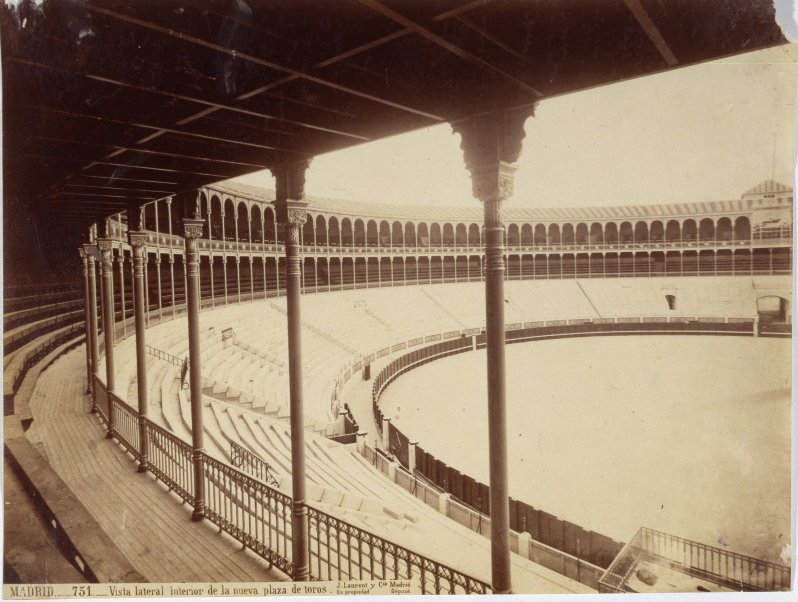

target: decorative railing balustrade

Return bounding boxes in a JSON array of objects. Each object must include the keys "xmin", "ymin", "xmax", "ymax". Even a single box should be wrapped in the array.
[
  {"xmin": 598, "ymin": 527, "xmax": 791, "ymax": 593},
  {"xmin": 305, "ymin": 506, "xmax": 488, "ymax": 594},
  {"xmin": 122, "ymin": 229, "xmax": 794, "ymax": 257},
  {"xmin": 145, "ymin": 344, "xmax": 184, "ymax": 367},
  {"xmin": 230, "ymin": 440, "xmax": 280, "ymax": 487},
  {"xmin": 91, "ymin": 375, "xmax": 489, "ymax": 593}
]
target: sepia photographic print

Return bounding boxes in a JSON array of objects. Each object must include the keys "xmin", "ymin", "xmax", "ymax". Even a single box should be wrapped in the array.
[{"xmin": 1, "ymin": 0, "xmax": 796, "ymax": 599}]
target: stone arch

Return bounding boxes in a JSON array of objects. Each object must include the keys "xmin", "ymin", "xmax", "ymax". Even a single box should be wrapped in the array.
[
  {"xmin": 716, "ymin": 217, "xmax": 732, "ymax": 241},
  {"xmin": 392, "ymin": 221, "xmax": 403, "ymax": 246},
  {"xmin": 520, "ymin": 223, "xmax": 533, "ymax": 245},
  {"xmin": 442, "ymin": 223, "xmax": 454, "ymax": 246},
  {"xmin": 417, "ymin": 222, "xmax": 429, "ymax": 246},
  {"xmin": 734, "ymin": 216, "xmax": 751, "ymax": 241},
  {"xmin": 619, "ymin": 222, "xmax": 633, "ymax": 243},
  {"xmin": 315, "ymin": 214, "xmax": 327, "ymax": 245},
  {"xmin": 430, "ymin": 223, "xmax": 442, "ymax": 246},
  {"xmin": 366, "ymin": 219, "xmax": 378, "ymax": 246},
  {"xmin": 264, "ymin": 206, "xmax": 276, "ymax": 243},
  {"xmin": 468, "ymin": 223, "xmax": 480, "ymax": 246},
  {"xmin": 590, "ymin": 222, "xmax": 603, "ymax": 244},
  {"xmin": 404, "ymin": 222, "xmax": 417, "ymax": 246},
  {"xmin": 548, "ymin": 223, "xmax": 560, "ymax": 245},
  {"xmin": 605, "ymin": 222, "xmax": 618, "ymax": 244},
  {"xmin": 634, "ymin": 221, "xmax": 648, "ymax": 243},
  {"xmin": 455, "ymin": 223, "xmax": 467, "ymax": 245},
  {"xmin": 236, "ymin": 201, "xmax": 248, "ymax": 240},
  {"xmin": 210, "ymin": 195, "xmax": 224, "ymax": 240},
  {"xmin": 223, "ymin": 198, "xmax": 236, "ymax": 239},
  {"xmin": 699, "ymin": 218, "xmax": 715, "ymax": 241},
  {"xmin": 575, "ymin": 223, "xmax": 589, "ymax": 244},
  {"xmin": 353, "ymin": 218, "xmax": 365, "ymax": 246},
  {"xmin": 328, "ymin": 216, "xmax": 341, "ymax": 246},
  {"xmin": 683, "ymin": 219, "xmax": 697, "ymax": 241},
  {"xmin": 379, "ymin": 220, "xmax": 391, "ymax": 246},
  {"xmin": 341, "ymin": 218, "xmax": 353, "ymax": 246},
  {"xmin": 250, "ymin": 204, "xmax": 263, "ymax": 242},
  {"xmin": 562, "ymin": 223, "xmax": 575, "ymax": 245},
  {"xmin": 665, "ymin": 220, "xmax": 680, "ymax": 242},
  {"xmin": 650, "ymin": 220, "xmax": 664, "ymax": 243}
]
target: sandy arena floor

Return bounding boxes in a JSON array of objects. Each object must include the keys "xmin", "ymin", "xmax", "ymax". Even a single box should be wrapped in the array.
[{"xmin": 380, "ymin": 335, "xmax": 791, "ymax": 564}]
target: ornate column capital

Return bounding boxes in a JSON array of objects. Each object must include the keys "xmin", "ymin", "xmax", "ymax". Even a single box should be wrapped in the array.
[
  {"xmin": 182, "ymin": 218, "xmax": 205, "ymax": 240},
  {"xmin": 275, "ymin": 199, "xmax": 310, "ymax": 228},
  {"xmin": 128, "ymin": 230, "xmax": 149, "ymax": 249},
  {"xmin": 452, "ymin": 108, "xmax": 532, "ymax": 204},
  {"xmin": 82, "ymin": 242, "xmax": 99, "ymax": 260},
  {"xmin": 272, "ymin": 158, "xmax": 312, "ymax": 205},
  {"xmin": 95, "ymin": 238, "xmax": 112, "ymax": 260}
]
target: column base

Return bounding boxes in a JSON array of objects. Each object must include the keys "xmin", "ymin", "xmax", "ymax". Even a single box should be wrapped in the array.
[
  {"xmin": 191, "ymin": 506, "xmax": 205, "ymax": 521},
  {"xmin": 106, "ymin": 429, "xmax": 115, "ymax": 440},
  {"xmin": 137, "ymin": 462, "xmax": 149, "ymax": 474}
]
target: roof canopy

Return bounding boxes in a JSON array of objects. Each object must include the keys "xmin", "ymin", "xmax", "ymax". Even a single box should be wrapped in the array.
[{"xmin": 2, "ymin": 0, "xmax": 787, "ymax": 231}]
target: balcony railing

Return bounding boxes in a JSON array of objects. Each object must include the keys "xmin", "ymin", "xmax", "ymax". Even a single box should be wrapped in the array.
[
  {"xmin": 127, "ymin": 231, "xmax": 792, "ymax": 256},
  {"xmin": 94, "ymin": 377, "xmax": 489, "ymax": 593},
  {"xmin": 598, "ymin": 527, "xmax": 791, "ymax": 593}
]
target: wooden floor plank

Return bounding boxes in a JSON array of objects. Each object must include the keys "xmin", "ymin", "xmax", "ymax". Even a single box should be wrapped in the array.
[{"xmin": 26, "ymin": 349, "xmax": 286, "ymax": 583}]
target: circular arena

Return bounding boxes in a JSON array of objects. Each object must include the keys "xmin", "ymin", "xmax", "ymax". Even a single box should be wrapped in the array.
[{"xmin": 5, "ymin": 175, "xmax": 793, "ymax": 594}]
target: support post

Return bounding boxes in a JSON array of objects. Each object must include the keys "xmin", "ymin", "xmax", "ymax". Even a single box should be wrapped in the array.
[
  {"xmin": 273, "ymin": 158, "xmax": 312, "ymax": 581},
  {"xmin": 97, "ymin": 238, "xmax": 116, "ymax": 438},
  {"xmin": 129, "ymin": 230, "xmax": 150, "ymax": 472},
  {"xmin": 85, "ymin": 243, "xmax": 101, "ymax": 410},
  {"xmin": 454, "ymin": 109, "xmax": 532, "ymax": 595},
  {"xmin": 79, "ymin": 248, "xmax": 94, "ymax": 395},
  {"xmin": 183, "ymin": 211, "xmax": 206, "ymax": 521}
]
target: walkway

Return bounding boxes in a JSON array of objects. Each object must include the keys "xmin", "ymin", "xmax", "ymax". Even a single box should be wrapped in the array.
[{"xmin": 24, "ymin": 346, "xmax": 287, "ymax": 583}]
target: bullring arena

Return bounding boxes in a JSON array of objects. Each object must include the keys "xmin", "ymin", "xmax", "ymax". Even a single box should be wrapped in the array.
[
  {"xmin": 3, "ymin": 2, "xmax": 794, "ymax": 595},
  {"xmin": 4, "ymin": 179, "xmax": 793, "ymax": 594}
]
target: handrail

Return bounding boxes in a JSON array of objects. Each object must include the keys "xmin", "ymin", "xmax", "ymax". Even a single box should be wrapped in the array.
[
  {"xmin": 598, "ymin": 527, "xmax": 790, "ymax": 592},
  {"xmin": 145, "ymin": 344, "xmax": 185, "ymax": 367},
  {"xmin": 230, "ymin": 440, "xmax": 280, "ymax": 487},
  {"xmin": 92, "ymin": 374, "xmax": 489, "ymax": 593}
]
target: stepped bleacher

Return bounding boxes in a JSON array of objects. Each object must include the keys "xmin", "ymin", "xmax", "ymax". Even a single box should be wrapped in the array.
[
  {"xmin": 3, "ymin": 282, "xmax": 86, "ymax": 418},
  {"xmin": 8, "ymin": 270, "xmax": 791, "ymax": 590}
]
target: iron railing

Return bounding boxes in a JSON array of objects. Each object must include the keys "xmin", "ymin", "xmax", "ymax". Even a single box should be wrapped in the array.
[
  {"xmin": 598, "ymin": 527, "xmax": 791, "ymax": 593},
  {"xmin": 230, "ymin": 440, "xmax": 280, "ymax": 487},
  {"xmin": 145, "ymin": 344, "xmax": 184, "ymax": 367},
  {"xmin": 92, "ymin": 375, "xmax": 489, "ymax": 593},
  {"xmin": 108, "ymin": 393, "xmax": 140, "ymax": 459},
  {"xmin": 144, "ymin": 419, "xmax": 194, "ymax": 503},
  {"xmin": 202, "ymin": 453, "xmax": 295, "ymax": 577},
  {"xmin": 305, "ymin": 505, "xmax": 488, "ymax": 593}
]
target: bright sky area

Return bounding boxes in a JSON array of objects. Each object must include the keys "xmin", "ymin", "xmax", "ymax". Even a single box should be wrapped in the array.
[{"xmin": 233, "ymin": 44, "xmax": 797, "ymax": 209}]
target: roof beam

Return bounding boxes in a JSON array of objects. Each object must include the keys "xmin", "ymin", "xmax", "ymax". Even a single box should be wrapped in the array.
[
  {"xmin": 12, "ymin": 58, "xmax": 370, "ymax": 141},
  {"xmin": 622, "ymin": 0, "xmax": 678, "ymax": 66},
  {"xmin": 357, "ymin": 0, "xmax": 543, "ymax": 98},
  {"xmin": 12, "ymin": 103, "xmax": 301, "ymax": 154},
  {"xmin": 87, "ymin": 5, "xmax": 445, "ymax": 122}
]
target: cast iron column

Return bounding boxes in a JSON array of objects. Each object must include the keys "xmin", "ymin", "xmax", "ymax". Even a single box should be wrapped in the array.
[
  {"xmin": 83, "ymin": 244, "xmax": 100, "ymax": 411},
  {"xmin": 79, "ymin": 247, "xmax": 93, "ymax": 394},
  {"xmin": 273, "ymin": 159, "xmax": 312, "ymax": 581},
  {"xmin": 129, "ymin": 230, "xmax": 150, "ymax": 472},
  {"xmin": 97, "ymin": 238, "xmax": 116, "ymax": 438},
  {"xmin": 183, "ymin": 215, "xmax": 206, "ymax": 521},
  {"xmin": 454, "ymin": 109, "xmax": 531, "ymax": 594}
]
